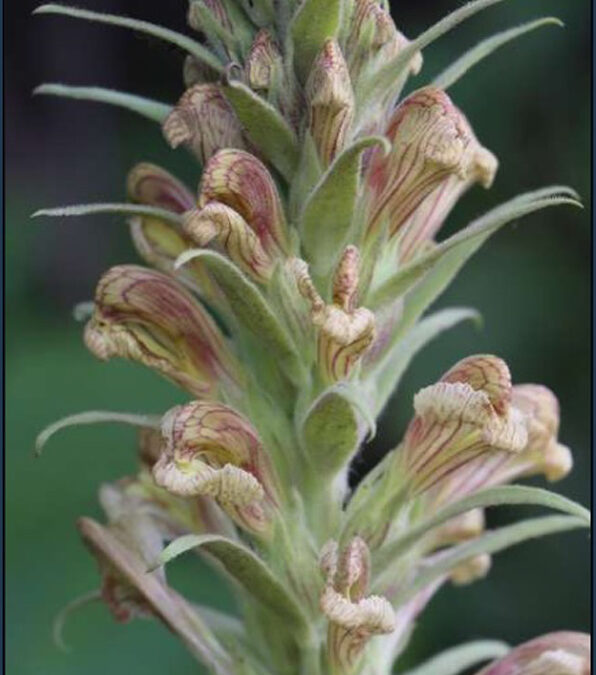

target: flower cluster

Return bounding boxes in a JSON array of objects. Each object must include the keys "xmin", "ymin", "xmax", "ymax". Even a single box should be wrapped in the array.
[{"xmin": 35, "ymin": 1, "xmax": 588, "ymax": 674}]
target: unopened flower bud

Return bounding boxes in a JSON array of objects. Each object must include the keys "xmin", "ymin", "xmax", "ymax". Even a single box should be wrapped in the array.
[
  {"xmin": 199, "ymin": 149, "xmax": 290, "ymax": 256},
  {"xmin": 245, "ymin": 29, "xmax": 282, "ymax": 91},
  {"xmin": 84, "ymin": 265, "xmax": 242, "ymax": 398},
  {"xmin": 450, "ymin": 553, "xmax": 492, "ymax": 586},
  {"xmin": 163, "ymin": 85, "xmax": 244, "ymax": 164},
  {"xmin": 365, "ymin": 87, "xmax": 497, "ymax": 241},
  {"xmin": 152, "ymin": 401, "xmax": 278, "ymax": 536},
  {"xmin": 305, "ymin": 39, "xmax": 355, "ymax": 166},
  {"xmin": 346, "ymin": 0, "xmax": 422, "ymax": 83},
  {"xmin": 320, "ymin": 537, "xmax": 395, "ymax": 673}
]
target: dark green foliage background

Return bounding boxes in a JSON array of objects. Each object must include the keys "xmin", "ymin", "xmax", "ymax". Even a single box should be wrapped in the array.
[{"xmin": 6, "ymin": 1, "xmax": 590, "ymax": 673}]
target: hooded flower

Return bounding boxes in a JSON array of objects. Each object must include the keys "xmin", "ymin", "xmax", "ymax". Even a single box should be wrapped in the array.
[
  {"xmin": 197, "ymin": 149, "xmax": 290, "ymax": 257},
  {"xmin": 84, "ymin": 265, "xmax": 242, "ymax": 398},
  {"xmin": 292, "ymin": 246, "xmax": 376, "ymax": 382},
  {"xmin": 394, "ymin": 355, "xmax": 572, "ymax": 507},
  {"xmin": 162, "ymin": 84, "xmax": 245, "ymax": 164},
  {"xmin": 320, "ymin": 537, "xmax": 395, "ymax": 673},
  {"xmin": 152, "ymin": 400, "xmax": 279, "ymax": 536},
  {"xmin": 363, "ymin": 87, "xmax": 497, "ymax": 244}
]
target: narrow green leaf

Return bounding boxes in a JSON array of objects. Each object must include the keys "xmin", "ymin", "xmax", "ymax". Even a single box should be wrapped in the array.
[
  {"xmin": 158, "ymin": 534, "xmax": 309, "ymax": 632},
  {"xmin": 368, "ymin": 193, "xmax": 581, "ymax": 309},
  {"xmin": 33, "ymin": 4, "xmax": 223, "ymax": 73},
  {"xmin": 223, "ymin": 80, "xmax": 299, "ymax": 182},
  {"xmin": 371, "ymin": 307, "xmax": 481, "ymax": 415},
  {"xmin": 433, "ymin": 18, "xmax": 564, "ymax": 90},
  {"xmin": 34, "ymin": 84, "xmax": 172, "ymax": 123},
  {"xmin": 32, "ymin": 203, "xmax": 182, "ymax": 225},
  {"xmin": 237, "ymin": 0, "xmax": 274, "ymax": 27},
  {"xmin": 402, "ymin": 640, "xmax": 510, "ymax": 675},
  {"xmin": 35, "ymin": 411, "xmax": 161, "ymax": 456},
  {"xmin": 358, "ymin": 0, "xmax": 510, "ymax": 110},
  {"xmin": 300, "ymin": 136, "xmax": 389, "ymax": 276},
  {"xmin": 375, "ymin": 485, "xmax": 591, "ymax": 575},
  {"xmin": 176, "ymin": 250, "xmax": 304, "ymax": 382},
  {"xmin": 290, "ymin": 0, "xmax": 342, "ymax": 82},
  {"xmin": 301, "ymin": 390, "xmax": 359, "ymax": 474},
  {"xmin": 380, "ymin": 515, "xmax": 588, "ymax": 601}
]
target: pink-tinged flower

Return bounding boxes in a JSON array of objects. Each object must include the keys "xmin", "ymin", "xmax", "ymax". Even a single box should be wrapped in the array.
[
  {"xmin": 182, "ymin": 202, "xmax": 275, "ymax": 283},
  {"xmin": 475, "ymin": 632, "xmax": 590, "ymax": 675},
  {"xmin": 84, "ymin": 265, "xmax": 242, "ymax": 398},
  {"xmin": 292, "ymin": 247, "xmax": 376, "ymax": 382},
  {"xmin": 126, "ymin": 163, "xmax": 219, "ymax": 295},
  {"xmin": 152, "ymin": 401, "xmax": 279, "ymax": 536},
  {"xmin": 162, "ymin": 84, "xmax": 245, "ymax": 164},
  {"xmin": 345, "ymin": 0, "xmax": 422, "ymax": 85},
  {"xmin": 320, "ymin": 537, "xmax": 395, "ymax": 673},
  {"xmin": 363, "ymin": 87, "xmax": 497, "ymax": 243},
  {"xmin": 305, "ymin": 39, "xmax": 355, "ymax": 167},
  {"xmin": 394, "ymin": 356, "xmax": 573, "ymax": 507},
  {"xmin": 198, "ymin": 149, "xmax": 290, "ymax": 256},
  {"xmin": 245, "ymin": 29, "xmax": 282, "ymax": 92}
]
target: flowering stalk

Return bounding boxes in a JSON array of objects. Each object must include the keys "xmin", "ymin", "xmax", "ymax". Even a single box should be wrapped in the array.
[{"xmin": 34, "ymin": 1, "xmax": 589, "ymax": 674}]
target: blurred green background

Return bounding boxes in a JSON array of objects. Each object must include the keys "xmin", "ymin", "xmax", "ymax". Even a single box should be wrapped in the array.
[{"xmin": 6, "ymin": 1, "xmax": 590, "ymax": 673}]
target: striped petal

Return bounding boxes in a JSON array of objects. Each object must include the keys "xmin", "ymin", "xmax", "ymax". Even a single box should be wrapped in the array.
[{"xmin": 84, "ymin": 265, "xmax": 242, "ymax": 398}]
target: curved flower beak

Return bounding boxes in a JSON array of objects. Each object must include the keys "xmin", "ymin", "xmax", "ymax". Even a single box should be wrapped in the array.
[
  {"xmin": 320, "ymin": 537, "xmax": 395, "ymax": 673},
  {"xmin": 475, "ymin": 632, "xmax": 590, "ymax": 675},
  {"xmin": 84, "ymin": 265, "xmax": 243, "ymax": 398},
  {"xmin": 182, "ymin": 202, "xmax": 275, "ymax": 283},
  {"xmin": 198, "ymin": 149, "xmax": 290, "ymax": 257},
  {"xmin": 292, "ymin": 247, "xmax": 376, "ymax": 383},
  {"xmin": 152, "ymin": 400, "xmax": 279, "ymax": 536},
  {"xmin": 364, "ymin": 87, "xmax": 497, "ymax": 244},
  {"xmin": 162, "ymin": 84, "xmax": 245, "ymax": 164},
  {"xmin": 245, "ymin": 29, "xmax": 282, "ymax": 92}
]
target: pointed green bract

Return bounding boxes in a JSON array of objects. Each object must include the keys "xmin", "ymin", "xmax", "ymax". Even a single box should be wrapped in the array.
[
  {"xmin": 401, "ymin": 641, "xmax": 510, "ymax": 675},
  {"xmin": 223, "ymin": 80, "xmax": 299, "ymax": 181},
  {"xmin": 34, "ymin": 84, "xmax": 172, "ymax": 123},
  {"xmin": 158, "ymin": 534, "xmax": 309, "ymax": 633},
  {"xmin": 379, "ymin": 515, "xmax": 588, "ymax": 601},
  {"xmin": 290, "ymin": 0, "xmax": 342, "ymax": 82},
  {"xmin": 34, "ymin": 4, "xmax": 224, "ymax": 72},
  {"xmin": 35, "ymin": 410, "xmax": 161, "ymax": 456},
  {"xmin": 299, "ymin": 136, "xmax": 389, "ymax": 277},
  {"xmin": 433, "ymin": 17, "xmax": 564, "ymax": 90},
  {"xmin": 32, "ymin": 203, "xmax": 183, "ymax": 225}
]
